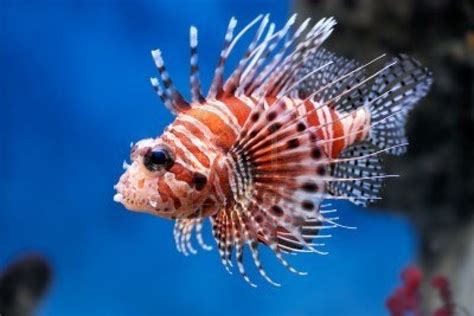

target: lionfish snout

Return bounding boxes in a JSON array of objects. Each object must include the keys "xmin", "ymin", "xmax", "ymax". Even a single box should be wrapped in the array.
[
  {"xmin": 113, "ymin": 160, "xmax": 168, "ymax": 214},
  {"xmin": 114, "ymin": 136, "xmax": 180, "ymax": 215}
]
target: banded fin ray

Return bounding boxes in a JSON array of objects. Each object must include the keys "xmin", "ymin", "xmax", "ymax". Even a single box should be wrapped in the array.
[
  {"xmin": 222, "ymin": 14, "xmax": 270, "ymax": 96},
  {"xmin": 209, "ymin": 97, "xmax": 349, "ymax": 286},
  {"xmin": 145, "ymin": 14, "xmax": 432, "ymax": 283},
  {"xmin": 189, "ymin": 26, "xmax": 205, "ymax": 103},
  {"xmin": 216, "ymin": 15, "xmax": 337, "ymax": 100},
  {"xmin": 150, "ymin": 49, "xmax": 190, "ymax": 114},
  {"xmin": 208, "ymin": 17, "xmax": 238, "ymax": 99},
  {"xmin": 148, "ymin": 14, "xmax": 338, "ymax": 114},
  {"xmin": 267, "ymin": 18, "xmax": 337, "ymax": 98},
  {"xmin": 174, "ymin": 217, "xmax": 212, "ymax": 256}
]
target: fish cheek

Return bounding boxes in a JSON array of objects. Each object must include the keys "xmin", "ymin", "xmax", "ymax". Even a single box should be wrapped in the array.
[
  {"xmin": 185, "ymin": 172, "xmax": 209, "ymax": 210},
  {"xmin": 157, "ymin": 179, "xmax": 171, "ymax": 204}
]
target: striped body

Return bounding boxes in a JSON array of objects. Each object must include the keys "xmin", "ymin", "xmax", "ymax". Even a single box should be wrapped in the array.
[
  {"xmin": 114, "ymin": 14, "xmax": 432, "ymax": 286},
  {"xmin": 162, "ymin": 96, "xmax": 371, "ymax": 218}
]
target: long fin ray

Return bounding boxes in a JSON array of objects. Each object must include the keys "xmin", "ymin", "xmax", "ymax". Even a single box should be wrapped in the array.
[
  {"xmin": 189, "ymin": 26, "xmax": 205, "ymax": 103},
  {"xmin": 151, "ymin": 49, "xmax": 190, "ymax": 113}
]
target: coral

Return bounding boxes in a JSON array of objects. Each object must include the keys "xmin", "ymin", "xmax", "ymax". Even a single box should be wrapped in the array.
[{"xmin": 386, "ymin": 266, "xmax": 455, "ymax": 316}]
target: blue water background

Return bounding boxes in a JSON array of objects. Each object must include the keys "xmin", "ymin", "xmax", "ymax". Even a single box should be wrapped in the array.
[{"xmin": 1, "ymin": 1, "xmax": 416, "ymax": 315}]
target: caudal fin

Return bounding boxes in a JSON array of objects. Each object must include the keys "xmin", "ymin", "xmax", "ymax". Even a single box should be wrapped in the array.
[{"xmin": 368, "ymin": 55, "xmax": 432, "ymax": 155}]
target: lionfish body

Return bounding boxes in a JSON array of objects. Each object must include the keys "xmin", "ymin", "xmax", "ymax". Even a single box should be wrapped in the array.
[{"xmin": 114, "ymin": 15, "xmax": 432, "ymax": 286}]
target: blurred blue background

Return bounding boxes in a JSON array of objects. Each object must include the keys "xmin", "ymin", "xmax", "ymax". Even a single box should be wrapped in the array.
[{"xmin": 1, "ymin": 1, "xmax": 416, "ymax": 315}]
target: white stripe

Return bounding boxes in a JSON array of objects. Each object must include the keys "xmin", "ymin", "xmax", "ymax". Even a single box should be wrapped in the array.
[
  {"xmin": 164, "ymin": 131, "xmax": 209, "ymax": 175},
  {"xmin": 151, "ymin": 49, "xmax": 164, "ymax": 67},
  {"xmin": 224, "ymin": 157, "xmax": 240, "ymax": 199},
  {"xmin": 341, "ymin": 112, "xmax": 353, "ymax": 146},
  {"xmin": 294, "ymin": 97, "xmax": 307, "ymax": 116},
  {"xmin": 279, "ymin": 96, "xmax": 300, "ymax": 114},
  {"xmin": 190, "ymin": 26, "xmax": 198, "ymax": 48},
  {"xmin": 212, "ymin": 169, "xmax": 227, "ymax": 207},
  {"xmin": 359, "ymin": 108, "xmax": 371, "ymax": 139},
  {"xmin": 354, "ymin": 108, "xmax": 368, "ymax": 141},
  {"xmin": 199, "ymin": 103, "xmax": 240, "ymax": 137},
  {"xmin": 348, "ymin": 111, "xmax": 359, "ymax": 144},
  {"xmin": 172, "ymin": 124, "xmax": 217, "ymax": 161},
  {"xmin": 340, "ymin": 107, "xmax": 370, "ymax": 146},
  {"xmin": 320, "ymin": 105, "xmax": 334, "ymax": 156},
  {"xmin": 177, "ymin": 114, "xmax": 215, "ymax": 143},
  {"xmin": 236, "ymin": 95, "xmax": 256, "ymax": 111},
  {"xmin": 208, "ymin": 100, "xmax": 241, "ymax": 131},
  {"xmin": 283, "ymin": 96, "xmax": 295, "ymax": 109},
  {"xmin": 315, "ymin": 106, "xmax": 329, "ymax": 153}
]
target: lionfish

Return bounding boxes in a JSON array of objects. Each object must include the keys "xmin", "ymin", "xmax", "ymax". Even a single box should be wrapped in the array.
[{"xmin": 114, "ymin": 14, "xmax": 432, "ymax": 287}]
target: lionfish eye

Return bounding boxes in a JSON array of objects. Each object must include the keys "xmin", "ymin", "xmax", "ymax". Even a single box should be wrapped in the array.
[{"xmin": 143, "ymin": 146, "xmax": 174, "ymax": 172}]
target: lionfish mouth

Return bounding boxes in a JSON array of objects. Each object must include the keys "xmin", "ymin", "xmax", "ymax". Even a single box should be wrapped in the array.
[
  {"xmin": 113, "ymin": 161, "xmax": 129, "ymax": 205},
  {"xmin": 113, "ymin": 177, "xmax": 136, "ymax": 210},
  {"xmin": 113, "ymin": 162, "xmax": 168, "ymax": 214},
  {"xmin": 113, "ymin": 192, "xmax": 124, "ymax": 203},
  {"xmin": 114, "ymin": 181, "xmax": 152, "ymax": 212},
  {"xmin": 113, "ymin": 165, "xmax": 147, "ymax": 212}
]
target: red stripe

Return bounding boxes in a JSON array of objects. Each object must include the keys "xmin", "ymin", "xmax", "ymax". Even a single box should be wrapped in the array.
[{"xmin": 170, "ymin": 129, "xmax": 211, "ymax": 168}]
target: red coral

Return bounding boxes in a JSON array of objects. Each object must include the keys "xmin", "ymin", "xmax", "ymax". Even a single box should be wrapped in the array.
[
  {"xmin": 431, "ymin": 276, "xmax": 454, "ymax": 316},
  {"xmin": 386, "ymin": 266, "xmax": 423, "ymax": 316},
  {"xmin": 386, "ymin": 266, "xmax": 454, "ymax": 316}
]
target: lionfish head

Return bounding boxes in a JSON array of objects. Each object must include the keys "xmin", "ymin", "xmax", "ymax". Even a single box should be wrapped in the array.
[{"xmin": 113, "ymin": 136, "xmax": 212, "ymax": 219}]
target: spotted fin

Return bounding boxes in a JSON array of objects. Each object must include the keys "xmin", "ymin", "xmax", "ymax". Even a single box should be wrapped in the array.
[
  {"xmin": 296, "ymin": 48, "xmax": 368, "ymax": 113},
  {"xmin": 327, "ymin": 142, "xmax": 386, "ymax": 207},
  {"xmin": 367, "ymin": 54, "xmax": 432, "ymax": 155}
]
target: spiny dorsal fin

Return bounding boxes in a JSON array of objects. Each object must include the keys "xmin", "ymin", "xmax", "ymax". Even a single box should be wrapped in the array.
[
  {"xmin": 240, "ymin": 15, "xmax": 299, "ymax": 96},
  {"xmin": 327, "ymin": 141, "xmax": 385, "ymax": 206},
  {"xmin": 150, "ymin": 49, "xmax": 190, "ymax": 114},
  {"xmin": 149, "ymin": 15, "xmax": 339, "ymax": 115},
  {"xmin": 189, "ymin": 26, "xmax": 205, "ymax": 103},
  {"xmin": 208, "ymin": 17, "xmax": 238, "ymax": 99},
  {"xmin": 261, "ymin": 17, "xmax": 337, "ymax": 98},
  {"xmin": 220, "ymin": 15, "xmax": 336, "ymax": 99},
  {"xmin": 222, "ymin": 14, "xmax": 270, "ymax": 97}
]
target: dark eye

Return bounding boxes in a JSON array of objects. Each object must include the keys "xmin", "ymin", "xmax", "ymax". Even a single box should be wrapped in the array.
[{"xmin": 143, "ymin": 146, "xmax": 174, "ymax": 172}]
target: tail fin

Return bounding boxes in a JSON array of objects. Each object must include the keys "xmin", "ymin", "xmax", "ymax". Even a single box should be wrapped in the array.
[{"xmin": 367, "ymin": 54, "xmax": 432, "ymax": 155}]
